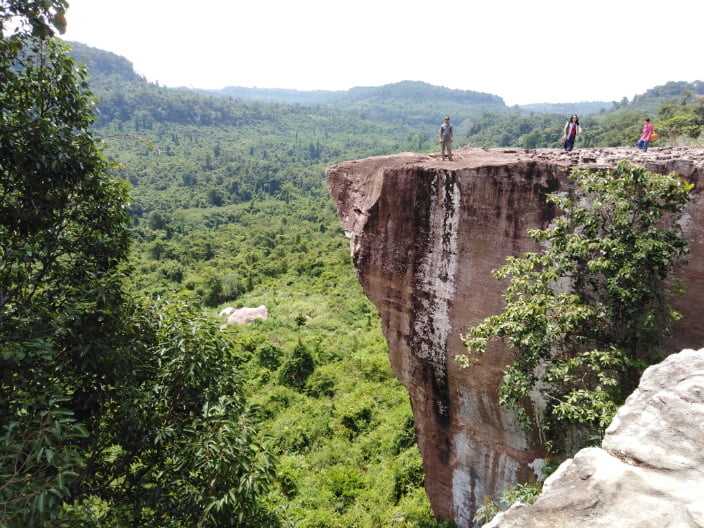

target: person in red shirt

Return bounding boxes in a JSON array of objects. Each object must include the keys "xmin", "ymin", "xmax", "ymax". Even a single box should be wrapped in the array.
[{"xmin": 638, "ymin": 117, "xmax": 654, "ymax": 152}]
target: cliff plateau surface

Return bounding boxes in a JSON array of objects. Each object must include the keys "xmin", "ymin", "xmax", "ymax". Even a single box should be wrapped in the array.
[{"xmin": 326, "ymin": 146, "xmax": 704, "ymax": 526}]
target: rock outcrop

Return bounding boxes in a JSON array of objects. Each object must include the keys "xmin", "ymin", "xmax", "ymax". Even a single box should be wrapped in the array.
[
  {"xmin": 224, "ymin": 305, "xmax": 268, "ymax": 325},
  {"xmin": 326, "ymin": 146, "xmax": 704, "ymax": 527},
  {"xmin": 483, "ymin": 347, "xmax": 704, "ymax": 528}
]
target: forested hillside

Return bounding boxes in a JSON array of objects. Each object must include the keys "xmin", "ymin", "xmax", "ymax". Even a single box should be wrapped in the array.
[
  {"xmin": 63, "ymin": 41, "xmax": 455, "ymax": 527},
  {"xmin": 463, "ymin": 81, "xmax": 704, "ymax": 149},
  {"xmin": 203, "ymin": 79, "xmax": 506, "ymax": 131}
]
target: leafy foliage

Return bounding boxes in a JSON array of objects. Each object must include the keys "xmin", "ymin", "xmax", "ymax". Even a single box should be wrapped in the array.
[
  {"xmin": 0, "ymin": 32, "xmax": 131, "ymax": 526},
  {"xmin": 460, "ymin": 162, "xmax": 692, "ymax": 443},
  {"xmin": 0, "ymin": 0, "xmax": 68, "ymax": 38},
  {"xmin": 91, "ymin": 299, "xmax": 277, "ymax": 528},
  {"xmin": 656, "ymin": 91, "xmax": 704, "ymax": 144},
  {"xmin": 473, "ymin": 482, "xmax": 542, "ymax": 526},
  {"xmin": 1, "ymin": 22, "xmax": 275, "ymax": 528}
]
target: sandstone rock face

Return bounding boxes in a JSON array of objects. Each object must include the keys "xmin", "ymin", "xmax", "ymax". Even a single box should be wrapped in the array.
[
  {"xmin": 483, "ymin": 347, "xmax": 704, "ymax": 528},
  {"xmin": 325, "ymin": 147, "xmax": 704, "ymax": 527}
]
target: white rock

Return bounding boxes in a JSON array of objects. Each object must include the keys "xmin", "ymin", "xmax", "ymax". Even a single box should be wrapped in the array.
[
  {"xmin": 218, "ymin": 306, "xmax": 235, "ymax": 317},
  {"xmin": 484, "ymin": 347, "xmax": 704, "ymax": 528},
  {"xmin": 226, "ymin": 305, "xmax": 268, "ymax": 325}
]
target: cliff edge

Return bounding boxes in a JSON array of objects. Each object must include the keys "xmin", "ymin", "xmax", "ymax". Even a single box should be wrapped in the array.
[{"xmin": 326, "ymin": 146, "xmax": 704, "ymax": 527}]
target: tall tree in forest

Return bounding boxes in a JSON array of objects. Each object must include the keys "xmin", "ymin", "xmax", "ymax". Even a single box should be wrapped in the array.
[
  {"xmin": 1, "ymin": 4, "xmax": 275, "ymax": 526},
  {"xmin": 0, "ymin": 24, "xmax": 131, "ymax": 525}
]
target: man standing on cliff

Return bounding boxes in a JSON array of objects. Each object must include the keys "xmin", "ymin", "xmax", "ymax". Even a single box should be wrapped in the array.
[{"xmin": 439, "ymin": 116, "xmax": 454, "ymax": 160}]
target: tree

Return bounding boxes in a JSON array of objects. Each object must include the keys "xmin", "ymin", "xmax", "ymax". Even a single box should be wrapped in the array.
[
  {"xmin": 278, "ymin": 342, "xmax": 315, "ymax": 390},
  {"xmin": 0, "ymin": 0, "xmax": 68, "ymax": 38},
  {"xmin": 459, "ymin": 162, "xmax": 692, "ymax": 445},
  {"xmin": 78, "ymin": 299, "xmax": 277, "ymax": 528},
  {"xmin": 0, "ymin": 25, "xmax": 133, "ymax": 524},
  {"xmin": 1, "ymin": 8, "xmax": 275, "ymax": 526},
  {"xmin": 657, "ymin": 97, "xmax": 704, "ymax": 143}
]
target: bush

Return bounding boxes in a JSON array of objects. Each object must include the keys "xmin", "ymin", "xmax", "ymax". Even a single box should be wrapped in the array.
[{"xmin": 278, "ymin": 343, "xmax": 315, "ymax": 390}]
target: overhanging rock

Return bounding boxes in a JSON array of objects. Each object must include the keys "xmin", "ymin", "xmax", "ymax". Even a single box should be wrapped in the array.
[{"xmin": 326, "ymin": 146, "xmax": 704, "ymax": 527}]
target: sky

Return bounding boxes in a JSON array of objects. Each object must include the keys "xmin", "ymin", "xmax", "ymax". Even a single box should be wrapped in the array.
[{"xmin": 61, "ymin": 0, "xmax": 702, "ymax": 106}]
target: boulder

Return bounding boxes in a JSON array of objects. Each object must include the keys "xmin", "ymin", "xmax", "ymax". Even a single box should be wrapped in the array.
[
  {"xmin": 226, "ymin": 305, "xmax": 268, "ymax": 325},
  {"xmin": 483, "ymin": 347, "xmax": 704, "ymax": 528}
]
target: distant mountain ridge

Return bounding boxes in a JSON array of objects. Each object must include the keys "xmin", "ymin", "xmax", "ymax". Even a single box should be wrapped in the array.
[
  {"xmin": 519, "ymin": 101, "xmax": 612, "ymax": 115},
  {"xmin": 67, "ymin": 41, "xmax": 143, "ymax": 82},
  {"xmin": 202, "ymin": 80, "xmax": 510, "ymax": 128},
  {"xmin": 199, "ymin": 85, "xmax": 345, "ymax": 105},
  {"xmin": 202, "ymin": 81, "xmax": 504, "ymax": 106},
  {"xmin": 64, "ymin": 41, "xmax": 702, "ymax": 131},
  {"xmin": 200, "ymin": 82, "xmax": 620, "ymax": 118}
]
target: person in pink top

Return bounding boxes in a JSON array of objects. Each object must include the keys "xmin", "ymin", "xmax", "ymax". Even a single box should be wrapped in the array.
[{"xmin": 637, "ymin": 117, "xmax": 654, "ymax": 152}]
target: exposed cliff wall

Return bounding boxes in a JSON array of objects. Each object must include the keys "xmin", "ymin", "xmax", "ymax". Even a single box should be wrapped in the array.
[{"xmin": 326, "ymin": 147, "xmax": 704, "ymax": 527}]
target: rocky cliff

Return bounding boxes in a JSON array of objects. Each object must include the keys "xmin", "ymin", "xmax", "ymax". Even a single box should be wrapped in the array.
[{"xmin": 326, "ymin": 146, "xmax": 704, "ymax": 527}]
